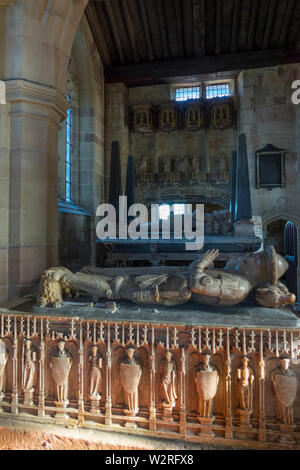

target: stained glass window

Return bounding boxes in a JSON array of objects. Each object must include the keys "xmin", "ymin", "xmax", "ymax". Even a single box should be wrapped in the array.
[{"xmin": 65, "ymin": 94, "xmax": 72, "ymax": 201}]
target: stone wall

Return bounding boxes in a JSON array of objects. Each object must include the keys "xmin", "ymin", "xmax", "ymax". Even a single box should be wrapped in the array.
[
  {"xmin": 237, "ymin": 63, "xmax": 300, "ymax": 290},
  {"xmin": 127, "ymin": 84, "xmax": 237, "ymax": 207},
  {"xmin": 57, "ymin": 15, "xmax": 105, "ymax": 271}
]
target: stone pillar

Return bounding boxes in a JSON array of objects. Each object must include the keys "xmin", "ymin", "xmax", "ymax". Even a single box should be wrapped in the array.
[
  {"xmin": 0, "ymin": 82, "xmax": 10, "ymax": 303},
  {"xmin": 105, "ymin": 83, "xmax": 129, "ymax": 195},
  {"xmin": 5, "ymin": 80, "xmax": 68, "ymax": 298}
]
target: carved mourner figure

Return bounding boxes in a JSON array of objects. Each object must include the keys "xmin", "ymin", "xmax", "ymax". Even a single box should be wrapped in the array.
[
  {"xmin": 235, "ymin": 356, "xmax": 255, "ymax": 428},
  {"xmin": 22, "ymin": 339, "xmax": 37, "ymax": 405},
  {"xmin": 0, "ymin": 339, "xmax": 8, "ymax": 404},
  {"xmin": 272, "ymin": 356, "xmax": 298, "ymax": 427},
  {"xmin": 120, "ymin": 346, "xmax": 142, "ymax": 426},
  {"xmin": 195, "ymin": 353, "xmax": 219, "ymax": 419},
  {"xmin": 50, "ymin": 339, "xmax": 72, "ymax": 410},
  {"xmin": 161, "ymin": 350, "xmax": 177, "ymax": 415},
  {"xmin": 236, "ymin": 357, "xmax": 254, "ymax": 411},
  {"xmin": 37, "ymin": 246, "xmax": 296, "ymax": 310},
  {"xmin": 89, "ymin": 345, "xmax": 102, "ymax": 413}
]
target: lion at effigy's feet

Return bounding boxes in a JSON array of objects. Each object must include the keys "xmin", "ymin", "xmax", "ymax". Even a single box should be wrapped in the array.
[{"xmin": 37, "ymin": 267, "xmax": 73, "ymax": 308}]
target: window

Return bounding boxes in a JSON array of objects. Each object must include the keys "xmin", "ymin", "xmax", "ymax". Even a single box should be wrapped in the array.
[
  {"xmin": 175, "ymin": 86, "xmax": 201, "ymax": 102},
  {"xmin": 159, "ymin": 203, "xmax": 185, "ymax": 220},
  {"xmin": 206, "ymin": 83, "xmax": 230, "ymax": 99},
  {"xmin": 65, "ymin": 93, "xmax": 73, "ymax": 201}
]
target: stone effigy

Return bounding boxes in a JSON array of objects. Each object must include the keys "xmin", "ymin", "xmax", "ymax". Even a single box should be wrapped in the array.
[{"xmin": 37, "ymin": 246, "xmax": 295, "ymax": 310}]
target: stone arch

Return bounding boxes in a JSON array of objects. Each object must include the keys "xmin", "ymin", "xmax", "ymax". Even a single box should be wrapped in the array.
[{"xmin": 262, "ymin": 209, "xmax": 300, "ymax": 297}]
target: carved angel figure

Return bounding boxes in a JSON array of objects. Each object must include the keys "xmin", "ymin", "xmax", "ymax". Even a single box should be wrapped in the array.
[
  {"xmin": 272, "ymin": 356, "xmax": 298, "ymax": 425},
  {"xmin": 50, "ymin": 340, "xmax": 72, "ymax": 405},
  {"xmin": 161, "ymin": 350, "xmax": 177, "ymax": 408},
  {"xmin": 0, "ymin": 339, "xmax": 8, "ymax": 401},
  {"xmin": 195, "ymin": 354, "xmax": 219, "ymax": 418},
  {"xmin": 22, "ymin": 339, "xmax": 37, "ymax": 393},
  {"xmin": 89, "ymin": 345, "xmax": 102, "ymax": 401},
  {"xmin": 120, "ymin": 346, "xmax": 142, "ymax": 416},
  {"xmin": 37, "ymin": 246, "xmax": 295, "ymax": 310},
  {"xmin": 235, "ymin": 356, "xmax": 254, "ymax": 412}
]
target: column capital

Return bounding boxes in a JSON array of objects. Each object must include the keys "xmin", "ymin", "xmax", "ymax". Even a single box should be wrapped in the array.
[{"xmin": 5, "ymin": 79, "xmax": 69, "ymax": 127}]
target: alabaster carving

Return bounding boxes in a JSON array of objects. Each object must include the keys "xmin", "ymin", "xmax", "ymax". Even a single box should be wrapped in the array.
[
  {"xmin": 89, "ymin": 345, "xmax": 102, "ymax": 407},
  {"xmin": 37, "ymin": 246, "xmax": 295, "ymax": 310},
  {"xmin": 272, "ymin": 357, "xmax": 298, "ymax": 426},
  {"xmin": 0, "ymin": 339, "xmax": 8, "ymax": 402},
  {"xmin": 21, "ymin": 339, "xmax": 37, "ymax": 405},
  {"xmin": 209, "ymin": 99, "xmax": 234, "ymax": 130},
  {"xmin": 120, "ymin": 346, "xmax": 142, "ymax": 418},
  {"xmin": 159, "ymin": 102, "xmax": 179, "ymax": 132},
  {"xmin": 236, "ymin": 357, "xmax": 254, "ymax": 412},
  {"xmin": 161, "ymin": 350, "xmax": 177, "ymax": 409},
  {"xmin": 50, "ymin": 340, "xmax": 72, "ymax": 407},
  {"xmin": 195, "ymin": 354, "xmax": 219, "ymax": 418},
  {"xmin": 185, "ymin": 101, "xmax": 205, "ymax": 130},
  {"xmin": 132, "ymin": 104, "xmax": 155, "ymax": 134}
]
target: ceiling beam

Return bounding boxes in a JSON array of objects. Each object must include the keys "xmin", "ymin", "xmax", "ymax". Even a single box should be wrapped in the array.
[
  {"xmin": 85, "ymin": 2, "xmax": 111, "ymax": 67},
  {"xmin": 246, "ymin": 0, "xmax": 259, "ymax": 51},
  {"xmin": 104, "ymin": 0, "xmax": 126, "ymax": 64},
  {"xmin": 138, "ymin": 0, "xmax": 155, "ymax": 61},
  {"xmin": 279, "ymin": 0, "xmax": 296, "ymax": 48},
  {"xmin": 121, "ymin": 0, "xmax": 139, "ymax": 62},
  {"xmin": 230, "ymin": 0, "xmax": 241, "ymax": 53},
  {"xmin": 193, "ymin": 0, "xmax": 205, "ymax": 57},
  {"xmin": 156, "ymin": 0, "xmax": 170, "ymax": 59},
  {"xmin": 105, "ymin": 48, "xmax": 300, "ymax": 87},
  {"xmin": 262, "ymin": 0, "xmax": 278, "ymax": 50},
  {"xmin": 215, "ymin": 0, "xmax": 222, "ymax": 55}
]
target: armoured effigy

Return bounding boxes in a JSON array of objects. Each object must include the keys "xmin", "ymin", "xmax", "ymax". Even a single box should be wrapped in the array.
[{"xmin": 37, "ymin": 246, "xmax": 296, "ymax": 310}]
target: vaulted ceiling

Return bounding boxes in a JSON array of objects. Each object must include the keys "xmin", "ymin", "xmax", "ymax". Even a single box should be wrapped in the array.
[{"xmin": 85, "ymin": 0, "xmax": 300, "ymax": 86}]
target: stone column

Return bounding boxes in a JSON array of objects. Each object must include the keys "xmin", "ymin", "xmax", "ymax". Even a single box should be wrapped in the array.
[
  {"xmin": 105, "ymin": 83, "xmax": 130, "ymax": 195},
  {"xmin": 5, "ymin": 80, "xmax": 68, "ymax": 298}
]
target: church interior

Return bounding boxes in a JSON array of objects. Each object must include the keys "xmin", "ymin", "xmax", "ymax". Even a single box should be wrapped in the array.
[{"xmin": 0, "ymin": 0, "xmax": 300, "ymax": 451}]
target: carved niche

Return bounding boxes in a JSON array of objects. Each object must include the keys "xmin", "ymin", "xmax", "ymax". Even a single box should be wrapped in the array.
[
  {"xmin": 271, "ymin": 355, "xmax": 298, "ymax": 443},
  {"xmin": 194, "ymin": 353, "xmax": 219, "ymax": 436},
  {"xmin": 50, "ymin": 339, "xmax": 72, "ymax": 415},
  {"xmin": 119, "ymin": 345, "xmax": 142, "ymax": 427},
  {"xmin": 0, "ymin": 339, "xmax": 8, "ymax": 403},
  {"xmin": 184, "ymin": 100, "xmax": 205, "ymax": 131},
  {"xmin": 21, "ymin": 338, "xmax": 37, "ymax": 406},
  {"xmin": 132, "ymin": 104, "xmax": 155, "ymax": 134},
  {"xmin": 159, "ymin": 102, "xmax": 180, "ymax": 132},
  {"xmin": 209, "ymin": 98, "xmax": 234, "ymax": 130}
]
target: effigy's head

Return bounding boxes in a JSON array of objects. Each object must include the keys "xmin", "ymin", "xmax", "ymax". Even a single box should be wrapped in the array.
[{"xmin": 224, "ymin": 246, "xmax": 289, "ymax": 287}]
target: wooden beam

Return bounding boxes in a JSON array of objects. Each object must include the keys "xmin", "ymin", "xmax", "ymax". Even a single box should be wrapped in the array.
[
  {"xmin": 138, "ymin": 0, "xmax": 155, "ymax": 61},
  {"xmin": 230, "ymin": 0, "xmax": 241, "ymax": 53},
  {"xmin": 174, "ymin": 0, "xmax": 184, "ymax": 57},
  {"xmin": 215, "ymin": 0, "xmax": 222, "ymax": 55},
  {"xmin": 105, "ymin": 48, "xmax": 300, "ymax": 87},
  {"xmin": 182, "ymin": 0, "xmax": 194, "ymax": 57},
  {"xmin": 246, "ymin": 0, "xmax": 259, "ymax": 51},
  {"xmin": 279, "ymin": 0, "xmax": 296, "ymax": 48},
  {"xmin": 85, "ymin": 2, "xmax": 111, "ymax": 67},
  {"xmin": 262, "ymin": 0, "xmax": 278, "ymax": 50},
  {"xmin": 193, "ymin": 0, "xmax": 205, "ymax": 57},
  {"xmin": 121, "ymin": 0, "xmax": 139, "ymax": 62},
  {"xmin": 104, "ymin": 0, "xmax": 126, "ymax": 64},
  {"xmin": 156, "ymin": 0, "xmax": 170, "ymax": 59}
]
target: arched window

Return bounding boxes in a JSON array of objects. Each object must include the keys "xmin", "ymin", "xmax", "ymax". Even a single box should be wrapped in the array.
[{"xmin": 65, "ymin": 93, "xmax": 73, "ymax": 201}]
